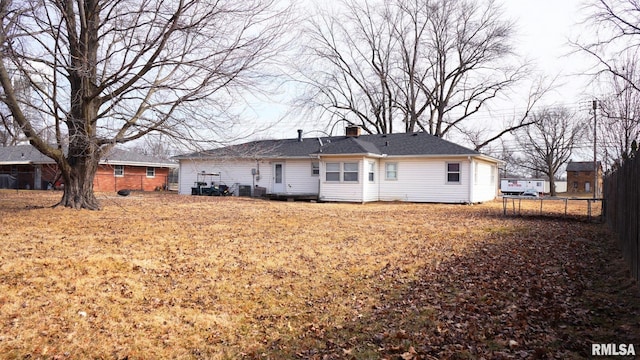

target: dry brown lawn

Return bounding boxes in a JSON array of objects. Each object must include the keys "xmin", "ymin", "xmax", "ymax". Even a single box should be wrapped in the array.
[{"xmin": 0, "ymin": 190, "xmax": 638, "ymax": 359}]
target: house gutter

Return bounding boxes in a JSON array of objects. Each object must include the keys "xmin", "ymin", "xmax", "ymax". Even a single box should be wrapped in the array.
[
  {"xmin": 100, "ymin": 160, "xmax": 179, "ymax": 168},
  {"xmin": 314, "ymin": 152, "xmax": 386, "ymax": 159},
  {"xmin": 0, "ymin": 161, "xmax": 40, "ymax": 165}
]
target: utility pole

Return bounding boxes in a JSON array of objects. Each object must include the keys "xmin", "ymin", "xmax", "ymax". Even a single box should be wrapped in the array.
[{"xmin": 593, "ymin": 99, "xmax": 598, "ymax": 199}]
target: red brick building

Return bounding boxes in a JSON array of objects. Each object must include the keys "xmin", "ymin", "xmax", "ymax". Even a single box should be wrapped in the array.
[
  {"xmin": 0, "ymin": 145, "xmax": 177, "ymax": 192},
  {"xmin": 566, "ymin": 161, "xmax": 603, "ymax": 196}
]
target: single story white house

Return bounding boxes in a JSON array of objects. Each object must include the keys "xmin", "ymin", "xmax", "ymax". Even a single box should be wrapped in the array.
[{"xmin": 174, "ymin": 126, "xmax": 502, "ymax": 203}]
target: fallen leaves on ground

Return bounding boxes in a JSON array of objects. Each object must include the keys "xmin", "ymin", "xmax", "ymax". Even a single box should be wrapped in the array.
[{"xmin": 0, "ymin": 191, "xmax": 637, "ymax": 359}]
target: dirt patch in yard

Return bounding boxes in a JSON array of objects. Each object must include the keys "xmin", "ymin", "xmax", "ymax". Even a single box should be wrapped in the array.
[{"xmin": 0, "ymin": 190, "xmax": 637, "ymax": 359}]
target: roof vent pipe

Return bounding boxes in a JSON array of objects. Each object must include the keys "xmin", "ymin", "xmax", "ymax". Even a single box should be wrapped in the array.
[{"xmin": 297, "ymin": 129, "xmax": 303, "ymax": 142}]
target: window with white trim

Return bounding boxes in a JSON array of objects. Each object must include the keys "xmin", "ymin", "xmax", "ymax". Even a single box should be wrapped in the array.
[
  {"xmin": 311, "ymin": 162, "xmax": 320, "ymax": 176},
  {"xmin": 343, "ymin": 162, "xmax": 359, "ymax": 182},
  {"xmin": 114, "ymin": 165, "xmax": 124, "ymax": 177},
  {"xmin": 446, "ymin": 162, "xmax": 460, "ymax": 184},
  {"xmin": 146, "ymin": 167, "xmax": 156, "ymax": 178},
  {"xmin": 326, "ymin": 162, "xmax": 340, "ymax": 181},
  {"xmin": 324, "ymin": 162, "xmax": 360, "ymax": 182},
  {"xmin": 368, "ymin": 162, "xmax": 375, "ymax": 182},
  {"xmin": 385, "ymin": 162, "xmax": 397, "ymax": 180}
]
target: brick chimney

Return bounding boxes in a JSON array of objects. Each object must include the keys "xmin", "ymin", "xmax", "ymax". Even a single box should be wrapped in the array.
[{"xmin": 345, "ymin": 125, "xmax": 361, "ymax": 137}]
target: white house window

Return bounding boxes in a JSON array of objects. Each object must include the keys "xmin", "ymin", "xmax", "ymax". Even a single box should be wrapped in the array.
[
  {"xmin": 311, "ymin": 162, "xmax": 320, "ymax": 176},
  {"xmin": 326, "ymin": 162, "xmax": 340, "ymax": 181},
  {"xmin": 343, "ymin": 162, "xmax": 359, "ymax": 182},
  {"xmin": 114, "ymin": 165, "xmax": 124, "ymax": 177},
  {"xmin": 446, "ymin": 162, "xmax": 460, "ymax": 183},
  {"xmin": 325, "ymin": 162, "xmax": 360, "ymax": 182},
  {"xmin": 146, "ymin": 167, "xmax": 156, "ymax": 178},
  {"xmin": 385, "ymin": 162, "xmax": 397, "ymax": 180}
]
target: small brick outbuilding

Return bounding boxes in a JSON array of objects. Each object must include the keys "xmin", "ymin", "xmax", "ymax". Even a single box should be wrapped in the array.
[
  {"xmin": 566, "ymin": 161, "xmax": 603, "ymax": 195},
  {"xmin": 0, "ymin": 145, "xmax": 177, "ymax": 191}
]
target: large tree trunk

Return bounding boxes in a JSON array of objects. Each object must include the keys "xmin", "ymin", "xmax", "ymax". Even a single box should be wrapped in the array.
[
  {"xmin": 56, "ymin": 143, "xmax": 102, "ymax": 210},
  {"xmin": 549, "ymin": 176, "xmax": 556, "ymax": 197},
  {"xmin": 53, "ymin": 0, "xmax": 102, "ymax": 210},
  {"xmin": 59, "ymin": 167, "xmax": 100, "ymax": 210},
  {"xmin": 1, "ymin": 0, "xmax": 289, "ymax": 212}
]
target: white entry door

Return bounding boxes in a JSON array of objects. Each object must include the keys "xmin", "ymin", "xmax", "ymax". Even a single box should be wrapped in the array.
[{"xmin": 273, "ymin": 163, "xmax": 285, "ymax": 193}]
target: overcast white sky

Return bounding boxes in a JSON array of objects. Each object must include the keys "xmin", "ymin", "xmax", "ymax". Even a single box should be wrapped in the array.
[
  {"xmin": 499, "ymin": 0, "xmax": 598, "ymax": 161},
  {"xmin": 505, "ymin": 0, "xmax": 593, "ymax": 102},
  {"xmin": 255, "ymin": 0, "xmax": 599, "ymax": 155}
]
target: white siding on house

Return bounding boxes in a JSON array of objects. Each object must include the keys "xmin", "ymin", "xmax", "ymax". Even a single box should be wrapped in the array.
[
  {"xmin": 320, "ymin": 181, "xmax": 363, "ymax": 202},
  {"xmin": 378, "ymin": 157, "xmax": 471, "ymax": 203},
  {"xmin": 179, "ymin": 155, "xmax": 498, "ymax": 203},
  {"xmin": 277, "ymin": 159, "xmax": 320, "ymax": 194},
  {"xmin": 178, "ymin": 159, "xmax": 263, "ymax": 195},
  {"xmin": 178, "ymin": 158, "xmax": 319, "ymax": 196},
  {"xmin": 363, "ymin": 159, "xmax": 379, "ymax": 202},
  {"xmin": 470, "ymin": 159, "xmax": 498, "ymax": 203},
  {"xmin": 318, "ymin": 157, "xmax": 365, "ymax": 202}
]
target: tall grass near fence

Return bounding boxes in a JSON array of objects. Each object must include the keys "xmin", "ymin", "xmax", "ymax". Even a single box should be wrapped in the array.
[{"xmin": 603, "ymin": 157, "xmax": 640, "ymax": 282}]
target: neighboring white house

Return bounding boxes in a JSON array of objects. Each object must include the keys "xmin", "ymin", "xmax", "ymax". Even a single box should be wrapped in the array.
[{"xmin": 174, "ymin": 127, "xmax": 503, "ymax": 203}]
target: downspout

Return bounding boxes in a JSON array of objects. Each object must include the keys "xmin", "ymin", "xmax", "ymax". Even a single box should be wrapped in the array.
[
  {"xmin": 316, "ymin": 137, "xmax": 324, "ymax": 201},
  {"xmin": 468, "ymin": 156, "xmax": 474, "ymax": 204},
  {"xmin": 318, "ymin": 156, "xmax": 322, "ymax": 201},
  {"xmin": 379, "ymin": 154, "xmax": 387, "ymax": 202},
  {"xmin": 378, "ymin": 158, "xmax": 382, "ymax": 202},
  {"xmin": 361, "ymin": 156, "xmax": 366, "ymax": 204}
]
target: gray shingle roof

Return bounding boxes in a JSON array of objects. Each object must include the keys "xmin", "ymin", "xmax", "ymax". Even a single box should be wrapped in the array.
[
  {"xmin": 0, "ymin": 145, "xmax": 177, "ymax": 167},
  {"xmin": 0, "ymin": 145, "xmax": 56, "ymax": 164},
  {"xmin": 351, "ymin": 132, "xmax": 481, "ymax": 156},
  {"xmin": 314, "ymin": 136, "xmax": 382, "ymax": 155},
  {"xmin": 181, "ymin": 138, "xmax": 323, "ymax": 159},
  {"xmin": 175, "ymin": 131, "xmax": 486, "ymax": 159},
  {"xmin": 566, "ymin": 161, "xmax": 601, "ymax": 172}
]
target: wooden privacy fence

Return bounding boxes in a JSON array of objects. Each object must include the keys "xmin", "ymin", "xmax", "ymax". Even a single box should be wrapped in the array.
[{"xmin": 603, "ymin": 156, "xmax": 640, "ymax": 282}]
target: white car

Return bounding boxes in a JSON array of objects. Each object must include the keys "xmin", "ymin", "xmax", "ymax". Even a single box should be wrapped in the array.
[{"xmin": 522, "ymin": 188, "xmax": 540, "ymax": 197}]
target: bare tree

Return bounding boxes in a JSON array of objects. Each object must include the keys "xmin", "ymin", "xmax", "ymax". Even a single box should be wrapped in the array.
[
  {"xmin": 296, "ymin": 0, "xmax": 400, "ymax": 134},
  {"xmin": 394, "ymin": 0, "xmax": 523, "ymax": 137},
  {"xmin": 578, "ymin": 0, "xmax": 640, "ymax": 91},
  {"xmin": 0, "ymin": 72, "xmax": 31, "ymax": 146},
  {"xmin": 0, "ymin": 111, "xmax": 15, "ymax": 146},
  {"xmin": 0, "ymin": 0, "xmax": 290, "ymax": 209},
  {"xmin": 299, "ymin": 0, "xmax": 531, "ymax": 148},
  {"xmin": 577, "ymin": 1, "xmax": 640, "ymax": 170},
  {"xmin": 516, "ymin": 107, "xmax": 585, "ymax": 196},
  {"xmin": 596, "ymin": 55, "xmax": 640, "ymax": 169},
  {"xmin": 462, "ymin": 76, "xmax": 557, "ymax": 151},
  {"xmin": 131, "ymin": 134, "xmax": 176, "ymax": 160}
]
